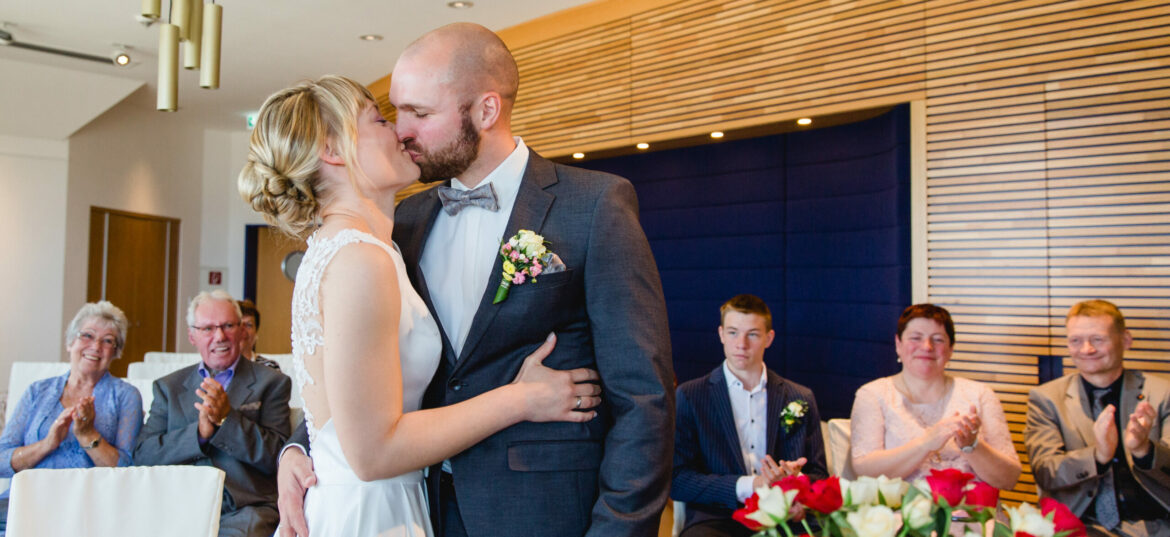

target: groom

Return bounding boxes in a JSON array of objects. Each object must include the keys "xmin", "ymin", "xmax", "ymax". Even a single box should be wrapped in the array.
[{"xmin": 277, "ymin": 23, "xmax": 674, "ymax": 537}]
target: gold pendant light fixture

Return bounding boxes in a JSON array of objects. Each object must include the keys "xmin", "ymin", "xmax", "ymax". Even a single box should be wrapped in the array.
[{"xmin": 155, "ymin": 0, "xmax": 222, "ymax": 111}]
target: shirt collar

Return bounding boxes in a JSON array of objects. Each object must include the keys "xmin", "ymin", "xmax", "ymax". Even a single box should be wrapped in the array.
[
  {"xmin": 198, "ymin": 356, "xmax": 242, "ymax": 378},
  {"xmin": 450, "ymin": 136, "xmax": 528, "ymax": 210},
  {"xmin": 1081, "ymin": 371, "xmax": 1124, "ymax": 396},
  {"xmin": 723, "ymin": 361, "xmax": 767, "ymax": 394}
]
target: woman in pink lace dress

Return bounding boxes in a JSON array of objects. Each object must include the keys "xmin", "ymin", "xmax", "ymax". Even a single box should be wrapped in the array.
[{"xmin": 849, "ymin": 304, "xmax": 1021, "ymax": 492}]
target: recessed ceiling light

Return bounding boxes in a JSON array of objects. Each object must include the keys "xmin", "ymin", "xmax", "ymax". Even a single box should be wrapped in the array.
[
  {"xmin": 113, "ymin": 50, "xmax": 131, "ymax": 66},
  {"xmin": 448, "ymin": 1, "xmax": 474, "ymax": 8},
  {"xmin": 636, "ymin": 143, "xmax": 649, "ymax": 150},
  {"xmin": 572, "ymin": 152, "xmax": 585, "ymax": 159},
  {"xmin": 797, "ymin": 117, "xmax": 812, "ymax": 126},
  {"xmin": 359, "ymin": 34, "xmax": 383, "ymax": 41},
  {"xmin": 710, "ymin": 131, "xmax": 724, "ymax": 139}
]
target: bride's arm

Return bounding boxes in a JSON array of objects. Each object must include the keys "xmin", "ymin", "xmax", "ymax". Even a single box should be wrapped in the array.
[{"xmin": 321, "ymin": 244, "xmax": 594, "ymax": 481}]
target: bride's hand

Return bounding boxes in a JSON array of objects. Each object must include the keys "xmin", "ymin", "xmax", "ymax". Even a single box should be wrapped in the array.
[{"xmin": 512, "ymin": 333, "xmax": 602, "ymax": 423}]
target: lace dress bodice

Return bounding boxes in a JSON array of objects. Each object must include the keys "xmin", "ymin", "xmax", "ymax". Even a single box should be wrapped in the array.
[{"xmin": 290, "ymin": 228, "xmax": 442, "ymax": 444}]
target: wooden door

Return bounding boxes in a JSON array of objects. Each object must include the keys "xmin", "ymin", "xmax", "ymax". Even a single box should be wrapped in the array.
[
  {"xmin": 252, "ymin": 226, "xmax": 304, "ymax": 354},
  {"xmin": 87, "ymin": 208, "xmax": 180, "ymax": 377}
]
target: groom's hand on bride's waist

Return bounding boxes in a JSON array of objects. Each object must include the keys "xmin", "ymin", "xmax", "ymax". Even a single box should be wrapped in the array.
[{"xmin": 278, "ymin": 447, "xmax": 317, "ymax": 537}]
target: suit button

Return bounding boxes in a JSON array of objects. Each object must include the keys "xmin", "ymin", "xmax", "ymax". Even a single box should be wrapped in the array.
[
  {"xmin": 1088, "ymin": 490, "xmax": 1095, "ymax": 498},
  {"xmin": 449, "ymin": 378, "xmax": 461, "ymax": 391}
]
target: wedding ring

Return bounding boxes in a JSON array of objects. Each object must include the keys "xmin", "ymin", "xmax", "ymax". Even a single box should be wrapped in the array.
[{"xmin": 574, "ymin": 396, "xmax": 582, "ymax": 410}]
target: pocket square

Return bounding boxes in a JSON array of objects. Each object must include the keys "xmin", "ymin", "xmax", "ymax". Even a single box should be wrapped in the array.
[
  {"xmin": 541, "ymin": 253, "xmax": 567, "ymax": 274},
  {"xmin": 237, "ymin": 401, "xmax": 262, "ymax": 411}
]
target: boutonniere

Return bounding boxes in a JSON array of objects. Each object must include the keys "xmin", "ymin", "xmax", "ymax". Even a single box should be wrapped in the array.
[
  {"xmin": 780, "ymin": 400, "xmax": 809, "ymax": 433},
  {"xmin": 493, "ymin": 229, "xmax": 557, "ymax": 304}
]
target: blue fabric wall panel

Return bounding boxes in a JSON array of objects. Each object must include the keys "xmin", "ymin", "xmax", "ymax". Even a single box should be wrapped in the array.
[
  {"xmin": 576, "ymin": 105, "xmax": 909, "ymax": 420},
  {"xmin": 634, "ymin": 169, "xmax": 785, "ymax": 211},
  {"xmin": 651, "ymin": 236, "xmax": 784, "ymax": 269},
  {"xmin": 787, "ymin": 152, "xmax": 903, "ymax": 197},
  {"xmin": 785, "ymin": 188, "xmax": 904, "ymax": 233},
  {"xmin": 786, "ymin": 266, "xmax": 909, "ymax": 303},
  {"xmin": 585, "ymin": 136, "xmax": 782, "ymax": 182},
  {"xmin": 641, "ymin": 203, "xmax": 784, "ymax": 239},
  {"xmin": 786, "ymin": 228, "xmax": 908, "ymax": 267},
  {"xmin": 784, "ymin": 302, "xmax": 904, "ymax": 342}
]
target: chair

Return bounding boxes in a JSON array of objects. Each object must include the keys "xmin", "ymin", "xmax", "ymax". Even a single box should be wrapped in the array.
[
  {"xmin": 6, "ymin": 465, "xmax": 225, "ymax": 537},
  {"xmin": 5, "ymin": 361, "xmax": 71, "ymax": 424},
  {"xmin": 125, "ymin": 377, "xmax": 156, "ymax": 415},
  {"xmin": 143, "ymin": 351, "xmax": 201, "ymax": 365},
  {"xmin": 126, "ymin": 361, "xmax": 189, "ymax": 380},
  {"xmin": 826, "ymin": 418, "xmax": 855, "ymax": 479}
]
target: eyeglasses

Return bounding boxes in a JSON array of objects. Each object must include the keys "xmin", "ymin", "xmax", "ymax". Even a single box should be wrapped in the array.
[
  {"xmin": 192, "ymin": 322, "xmax": 239, "ymax": 335},
  {"xmin": 78, "ymin": 331, "xmax": 118, "ymax": 348}
]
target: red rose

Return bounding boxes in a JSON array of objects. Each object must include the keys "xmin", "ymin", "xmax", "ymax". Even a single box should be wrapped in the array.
[
  {"xmin": 732, "ymin": 493, "xmax": 765, "ymax": 531},
  {"xmin": 777, "ymin": 474, "xmax": 810, "ymax": 496},
  {"xmin": 1015, "ymin": 533, "xmax": 1037, "ymax": 537},
  {"xmin": 925, "ymin": 468, "xmax": 974, "ymax": 507},
  {"xmin": 1040, "ymin": 497, "xmax": 1086, "ymax": 537},
  {"xmin": 963, "ymin": 481, "xmax": 999, "ymax": 510},
  {"xmin": 797, "ymin": 476, "xmax": 843, "ymax": 514}
]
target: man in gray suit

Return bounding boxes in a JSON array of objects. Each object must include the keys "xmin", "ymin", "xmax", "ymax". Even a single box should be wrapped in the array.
[
  {"xmin": 135, "ymin": 290, "xmax": 291, "ymax": 537},
  {"xmin": 277, "ymin": 22, "xmax": 673, "ymax": 537},
  {"xmin": 1026, "ymin": 299, "xmax": 1170, "ymax": 537}
]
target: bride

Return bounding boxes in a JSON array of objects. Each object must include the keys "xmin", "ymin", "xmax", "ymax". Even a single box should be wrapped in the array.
[{"xmin": 238, "ymin": 76, "xmax": 600, "ymax": 536}]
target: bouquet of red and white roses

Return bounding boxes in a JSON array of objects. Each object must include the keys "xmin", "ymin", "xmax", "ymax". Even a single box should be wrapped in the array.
[{"xmin": 732, "ymin": 469, "xmax": 1086, "ymax": 537}]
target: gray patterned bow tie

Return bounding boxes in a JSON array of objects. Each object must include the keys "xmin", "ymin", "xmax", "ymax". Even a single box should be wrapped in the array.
[{"xmin": 436, "ymin": 182, "xmax": 500, "ymax": 216}]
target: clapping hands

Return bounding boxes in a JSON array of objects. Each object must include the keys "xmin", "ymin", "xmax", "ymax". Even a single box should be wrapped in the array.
[{"xmin": 195, "ymin": 377, "xmax": 232, "ymax": 439}]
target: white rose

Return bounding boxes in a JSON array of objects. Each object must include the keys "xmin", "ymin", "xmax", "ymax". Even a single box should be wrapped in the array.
[
  {"xmin": 846, "ymin": 476, "xmax": 880, "ymax": 506},
  {"xmin": 876, "ymin": 475, "xmax": 908, "ymax": 508},
  {"xmin": 845, "ymin": 505, "xmax": 898, "ymax": 537},
  {"xmin": 1007, "ymin": 503, "xmax": 1054, "ymax": 537},
  {"xmin": 964, "ymin": 532, "xmax": 982, "ymax": 537},
  {"xmin": 902, "ymin": 494, "xmax": 934, "ymax": 529},
  {"xmin": 516, "ymin": 230, "xmax": 545, "ymax": 256},
  {"xmin": 787, "ymin": 401, "xmax": 805, "ymax": 417},
  {"xmin": 911, "ymin": 478, "xmax": 932, "ymax": 497},
  {"xmin": 748, "ymin": 484, "xmax": 798, "ymax": 527}
]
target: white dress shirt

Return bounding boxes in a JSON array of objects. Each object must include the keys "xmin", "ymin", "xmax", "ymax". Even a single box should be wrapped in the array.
[
  {"xmin": 420, "ymin": 137, "xmax": 529, "ymax": 358},
  {"xmin": 724, "ymin": 361, "xmax": 768, "ymax": 503}
]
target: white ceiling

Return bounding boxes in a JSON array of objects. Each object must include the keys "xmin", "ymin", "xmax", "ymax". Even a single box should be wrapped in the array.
[{"xmin": 0, "ymin": 0, "xmax": 594, "ymax": 139}]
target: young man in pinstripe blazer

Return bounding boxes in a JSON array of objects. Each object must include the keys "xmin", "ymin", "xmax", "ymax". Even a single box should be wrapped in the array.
[{"xmin": 672, "ymin": 294, "xmax": 828, "ymax": 537}]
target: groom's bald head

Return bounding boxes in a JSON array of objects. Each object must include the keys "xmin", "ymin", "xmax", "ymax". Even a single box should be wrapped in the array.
[{"xmin": 399, "ymin": 23, "xmax": 519, "ymax": 110}]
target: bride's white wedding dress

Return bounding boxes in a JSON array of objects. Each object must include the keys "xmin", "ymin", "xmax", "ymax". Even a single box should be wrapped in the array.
[{"xmin": 290, "ymin": 228, "xmax": 442, "ymax": 537}]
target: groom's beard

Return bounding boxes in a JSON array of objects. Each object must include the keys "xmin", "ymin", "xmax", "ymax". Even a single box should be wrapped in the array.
[{"xmin": 413, "ymin": 108, "xmax": 481, "ymax": 184}]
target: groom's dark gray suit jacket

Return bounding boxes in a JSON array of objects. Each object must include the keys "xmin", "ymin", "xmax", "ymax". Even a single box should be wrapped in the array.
[{"xmin": 394, "ymin": 151, "xmax": 675, "ymax": 537}]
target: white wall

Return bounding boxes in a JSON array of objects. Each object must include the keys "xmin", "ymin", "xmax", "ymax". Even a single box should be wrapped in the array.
[
  {"xmin": 0, "ymin": 135, "xmax": 69, "ymax": 392},
  {"xmin": 201, "ymin": 129, "xmax": 263, "ymax": 300},
  {"xmin": 61, "ymin": 87, "xmax": 208, "ymax": 353}
]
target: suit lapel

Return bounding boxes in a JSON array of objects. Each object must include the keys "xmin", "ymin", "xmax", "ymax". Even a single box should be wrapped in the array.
[
  {"xmin": 454, "ymin": 154, "xmax": 557, "ymax": 366},
  {"xmin": 1121, "ymin": 370, "xmax": 1144, "ymax": 431},
  {"xmin": 181, "ymin": 367, "xmax": 205, "ymax": 424},
  {"xmin": 226, "ymin": 358, "xmax": 256, "ymax": 408},
  {"xmin": 765, "ymin": 370, "xmax": 784, "ymax": 457},
  {"xmin": 1065, "ymin": 375, "xmax": 1097, "ymax": 447},
  {"xmin": 710, "ymin": 366, "xmax": 747, "ymax": 475}
]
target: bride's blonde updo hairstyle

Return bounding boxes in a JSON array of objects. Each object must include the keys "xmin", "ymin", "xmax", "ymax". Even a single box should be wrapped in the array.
[{"xmin": 238, "ymin": 75, "xmax": 377, "ymax": 235}]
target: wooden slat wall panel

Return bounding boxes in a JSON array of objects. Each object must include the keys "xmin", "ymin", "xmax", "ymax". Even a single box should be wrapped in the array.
[
  {"xmin": 369, "ymin": 0, "xmax": 1170, "ymax": 506},
  {"xmin": 923, "ymin": 0, "xmax": 1170, "ymax": 505}
]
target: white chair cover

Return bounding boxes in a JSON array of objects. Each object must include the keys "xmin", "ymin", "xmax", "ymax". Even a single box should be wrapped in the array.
[
  {"xmin": 7, "ymin": 465, "xmax": 225, "ymax": 537},
  {"xmin": 142, "ymin": 352, "xmax": 201, "ymax": 365},
  {"xmin": 827, "ymin": 418, "xmax": 855, "ymax": 479},
  {"xmin": 125, "ymin": 377, "xmax": 157, "ymax": 416},
  {"xmin": 126, "ymin": 361, "xmax": 189, "ymax": 380},
  {"xmin": 5, "ymin": 362, "xmax": 71, "ymax": 423}
]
